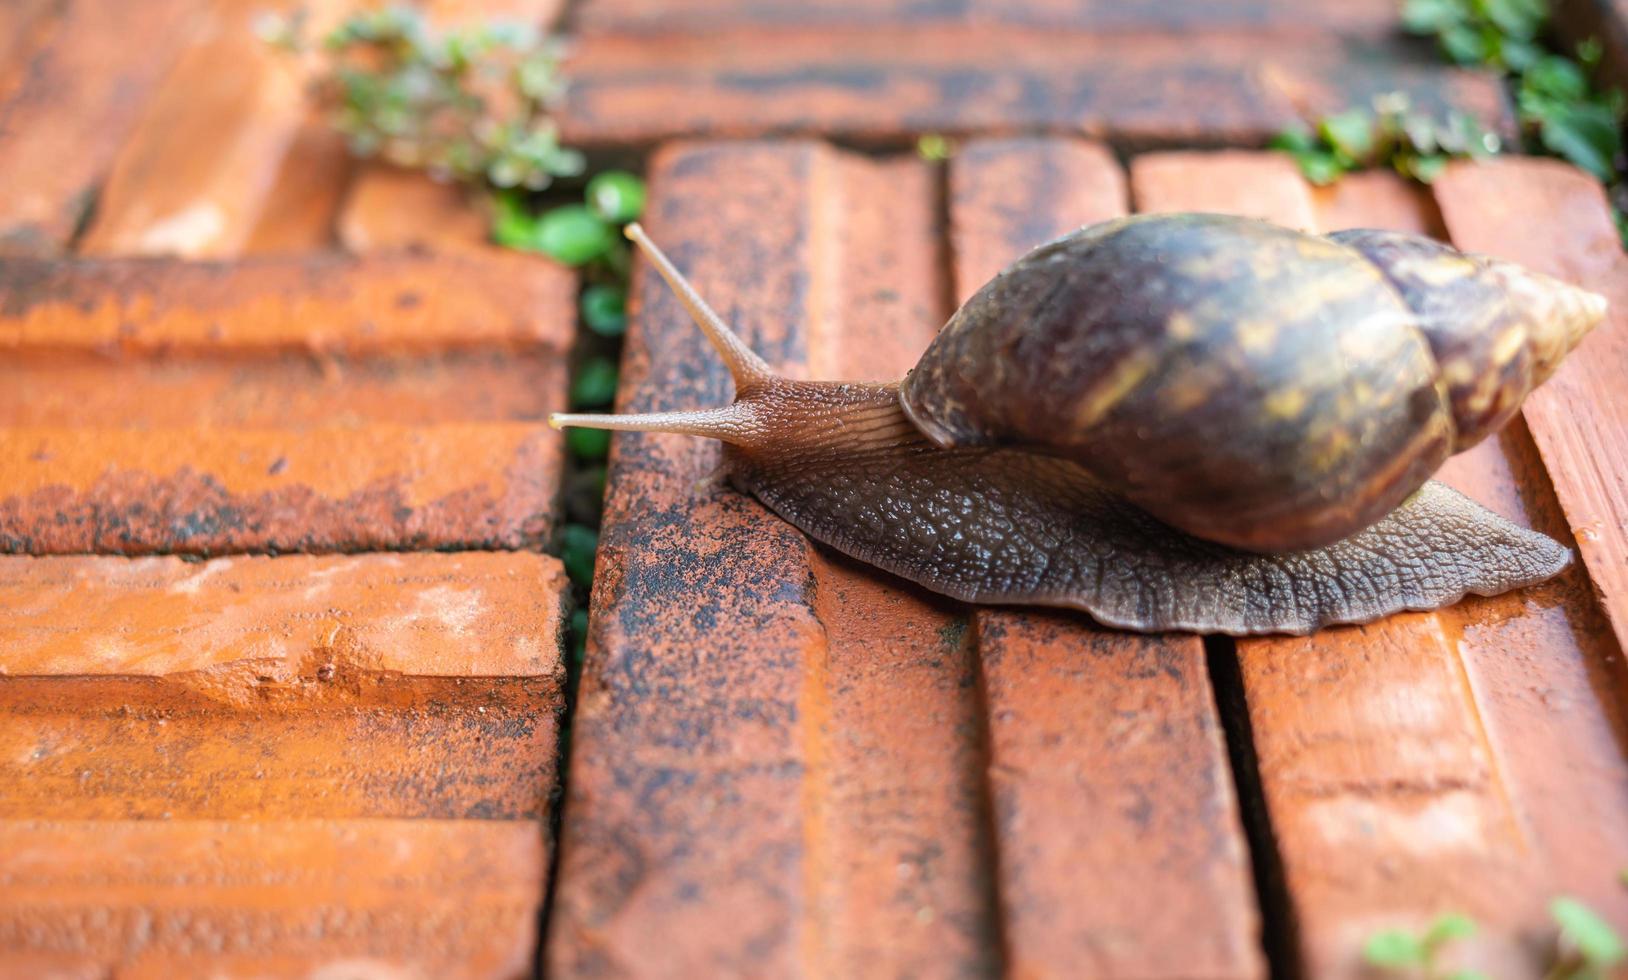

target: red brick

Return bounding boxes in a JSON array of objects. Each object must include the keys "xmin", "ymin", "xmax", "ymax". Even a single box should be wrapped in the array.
[
  {"xmin": 558, "ymin": 29, "xmax": 1510, "ymax": 146},
  {"xmin": 1134, "ymin": 151, "xmax": 1628, "ymax": 977},
  {"xmin": 0, "ymin": 0, "xmax": 202, "ymax": 255},
  {"xmin": 0, "ymin": 251, "xmax": 574, "ymax": 354},
  {"xmin": 1312, "ymin": 169, "xmax": 1445, "ymax": 237},
  {"xmin": 948, "ymin": 137, "xmax": 1127, "ymax": 301},
  {"xmin": 951, "ymin": 138, "xmax": 1261, "ymax": 979},
  {"xmin": 577, "ymin": 0, "xmax": 1408, "ymax": 35},
  {"xmin": 1131, "ymin": 150, "xmax": 1316, "ymax": 228},
  {"xmin": 0, "ymin": 818, "xmax": 543, "ymax": 978},
  {"xmin": 0, "ymin": 552, "xmax": 566, "ymax": 819},
  {"xmin": 339, "ymin": 166, "xmax": 493, "ymax": 254},
  {"xmin": 1432, "ymin": 158, "xmax": 1628, "ymax": 657},
  {"xmin": 550, "ymin": 142, "xmax": 1004, "ymax": 976},
  {"xmin": 77, "ymin": 0, "xmax": 350, "ymax": 258}
]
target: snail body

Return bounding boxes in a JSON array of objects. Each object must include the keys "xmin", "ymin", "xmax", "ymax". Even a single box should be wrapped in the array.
[{"xmin": 553, "ymin": 216, "xmax": 1603, "ymax": 635}]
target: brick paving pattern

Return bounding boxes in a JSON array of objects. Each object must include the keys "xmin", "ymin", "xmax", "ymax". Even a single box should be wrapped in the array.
[{"xmin": 2, "ymin": 0, "xmax": 1628, "ymax": 978}]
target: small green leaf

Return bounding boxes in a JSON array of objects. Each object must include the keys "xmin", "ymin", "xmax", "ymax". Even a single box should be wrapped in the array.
[
  {"xmin": 1534, "ymin": 100, "xmax": 1622, "ymax": 181},
  {"xmin": 1440, "ymin": 23, "xmax": 1490, "ymax": 65},
  {"xmin": 1523, "ymin": 55, "xmax": 1589, "ymax": 101},
  {"xmin": 1553, "ymin": 897, "xmax": 1626, "ymax": 967},
  {"xmin": 586, "ymin": 170, "xmax": 647, "ymax": 223},
  {"xmin": 1293, "ymin": 150, "xmax": 1348, "ymax": 186},
  {"xmin": 566, "ymin": 426, "xmax": 612, "ymax": 459},
  {"xmin": 580, "ymin": 283, "xmax": 628, "ymax": 337},
  {"xmin": 1319, "ymin": 107, "xmax": 1377, "ymax": 162},
  {"xmin": 1444, "ymin": 971, "xmax": 1490, "ymax": 980},
  {"xmin": 917, "ymin": 133, "xmax": 954, "ymax": 161},
  {"xmin": 571, "ymin": 357, "xmax": 621, "ymax": 408},
  {"xmin": 1425, "ymin": 912, "xmax": 1479, "ymax": 948},
  {"xmin": 490, "ymin": 189, "xmax": 539, "ymax": 248},
  {"xmin": 1406, "ymin": 153, "xmax": 1450, "ymax": 183},
  {"xmin": 1482, "ymin": 0, "xmax": 1545, "ymax": 40},
  {"xmin": 532, "ymin": 204, "xmax": 618, "ymax": 265},
  {"xmin": 1401, "ymin": 0, "xmax": 1468, "ymax": 34},
  {"xmin": 1268, "ymin": 125, "xmax": 1319, "ymax": 154},
  {"xmin": 1364, "ymin": 929, "xmax": 1426, "ymax": 968},
  {"xmin": 560, "ymin": 523, "xmax": 599, "ymax": 586}
]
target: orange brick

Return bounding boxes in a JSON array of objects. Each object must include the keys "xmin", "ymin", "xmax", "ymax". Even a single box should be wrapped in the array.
[
  {"xmin": 1312, "ymin": 169, "xmax": 1445, "ymax": 237},
  {"xmin": 339, "ymin": 166, "xmax": 492, "ymax": 254},
  {"xmin": 578, "ymin": 0, "xmax": 1404, "ymax": 34},
  {"xmin": 242, "ymin": 116, "xmax": 352, "ymax": 255},
  {"xmin": 0, "ymin": 818, "xmax": 543, "ymax": 978},
  {"xmin": 0, "ymin": 551, "xmax": 566, "ymax": 818},
  {"xmin": 0, "ymin": 0, "xmax": 56, "ymax": 99},
  {"xmin": 551, "ymin": 142, "xmax": 1004, "ymax": 976},
  {"xmin": 948, "ymin": 137, "xmax": 1127, "ymax": 303},
  {"xmin": 0, "ymin": 422, "xmax": 560, "ymax": 554},
  {"xmin": 558, "ymin": 28, "xmax": 1510, "ymax": 146},
  {"xmin": 1134, "ymin": 151, "xmax": 1628, "ymax": 977},
  {"xmin": 0, "ymin": 0, "xmax": 202, "ymax": 254},
  {"xmin": 951, "ymin": 138, "xmax": 1261, "ymax": 979},
  {"xmin": 0, "ymin": 349, "xmax": 562, "ymax": 429},
  {"xmin": 0, "ymin": 251, "xmax": 574, "ymax": 354},
  {"xmin": 1432, "ymin": 158, "xmax": 1628, "ymax": 657},
  {"xmin": 78, "ymin": 0, "xmax": 349, "ymax": 258},
  {"xmin": 1131, "ymin": 150, "xmax": 1316, "ymax": 228}
]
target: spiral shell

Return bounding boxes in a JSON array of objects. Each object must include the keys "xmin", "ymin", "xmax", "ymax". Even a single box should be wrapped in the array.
[{"xmin": 900, "ymin": 213, "xmax": 1604, "ymax": 552}]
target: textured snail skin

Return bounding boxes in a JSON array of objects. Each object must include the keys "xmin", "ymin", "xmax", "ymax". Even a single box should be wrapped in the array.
[
  {"xmin": 551, "ymin": 220, "xmax": 1595, "ymax": 636},
  {"xmin": 725, "ymin": 379, "xmax": 1569, "ymax": 636},
  {"xmin": 902, "ymin": 214, "xmax": 1604, "ymax": 552}
]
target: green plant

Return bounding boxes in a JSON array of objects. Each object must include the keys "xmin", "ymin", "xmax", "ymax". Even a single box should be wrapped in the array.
[
  {"xmin": 1277, "ymin": 0, "xmax": 1628, "ymax": 239},
  {"xmin": 1270, "ymin": 94, "xmax": 1500, "ymax": 185},
  {"xmin": 1548, "ymin": 897, "xmax": 1626, "ymax": 980},
  {"xmin": 268, "ymin": 7, "xmax": 649, "ymax": 664},
  {"xmin": 1363, "ymin": 912, "xmax": 1487, "ymax": 979},
  {"xmin": 269, "ymin": 7, "xmax": 582, "ymax": 190}
]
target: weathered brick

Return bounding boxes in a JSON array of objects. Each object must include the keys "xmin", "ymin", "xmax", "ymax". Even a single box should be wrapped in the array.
[
  {"xmin": 1134, "ymin": 151, "xmax": 1628, "ymax": 977},
  {"xmin": 558, "ymin": 29, "xmax": 1510, "ymax": 146},
  {"xmin": 577, "ymin": 0, "xmax": 1405, "ymax": 33},
  {"xmin": 1432, "ymin": 158, "xmax": 1628, "ymax": 656},
  {"xmin": 0, "ymin": 251, "xmax": 574, "ymax": 354},
  {"xmin": 0, "ymin": 0, "xmax": 202, "ymax": 255},
  {"xmin": 0, "ymin": 422, "xmax": 561, "ymax": 554},
  {"xmin": 0, "ymin": 818, "xmax": 544, "ymax": 977},
  {"xmin": 0, "ymin": 551, "xmax": 566, "ymax": 818},
  {"xmin": 339, "ymin": 166, "xmax": 492, "ymax": 254},
  {"xmin": 1312, "ymin": 169, "xmax": 1445, "ymax": 237},
  {"xmin": 1131, "ymin": 150, "xmax": 1316, "ymax": 228},
  {"xmin": 0, "ymin": 349, "xmax": 562, "ymax": 429},
  {"xmin": 550, "ymin": 142, "xmax": 1004, "ymax": 977},
  {"xmin": 77, "ymin": 0, "xmax": 350, "ymax": 258},
  {"xmin": 951, "ymin": 138, "xmax": 1261, "ymax": 979}
]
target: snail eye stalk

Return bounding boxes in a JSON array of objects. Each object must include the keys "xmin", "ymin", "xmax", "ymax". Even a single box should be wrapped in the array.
[{"xmin": 547, "ymin": 222, "xmax": 774, "ymax": 443}]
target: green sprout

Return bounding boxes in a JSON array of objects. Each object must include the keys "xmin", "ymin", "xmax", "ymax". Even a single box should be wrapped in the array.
[
  {"xmin": 917, "ymin": 133, "xmax": 956, "ymax": 162},
  {"xmin": 1277, "ymin": 0, "xmax": 1627, "ymax": 241},
  {"xmin": 1269, "ymin": 93, "xmax": 1499, "ymax": 186},
  {"xmin": 1363, "ymin": 912, "xmax": 1486, "ymax": 980},
  {"xmin": 1548, "ymin": 897, "xmax": 1626, "ymax": 980}
]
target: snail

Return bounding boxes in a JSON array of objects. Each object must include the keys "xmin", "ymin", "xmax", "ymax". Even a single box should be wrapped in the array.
[{"xmin": 552, "ymin": 215, "xmax": 1605, "ymax": 635}]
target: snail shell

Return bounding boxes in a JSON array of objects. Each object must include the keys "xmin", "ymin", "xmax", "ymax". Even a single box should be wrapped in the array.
[
  {"xmin": 901, "ymin": 213, "xmax": 1605, "ymax": 551},
  {"xmin": 552, "ymin": 217, "xmax": 1603, "ymax": 635}
]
